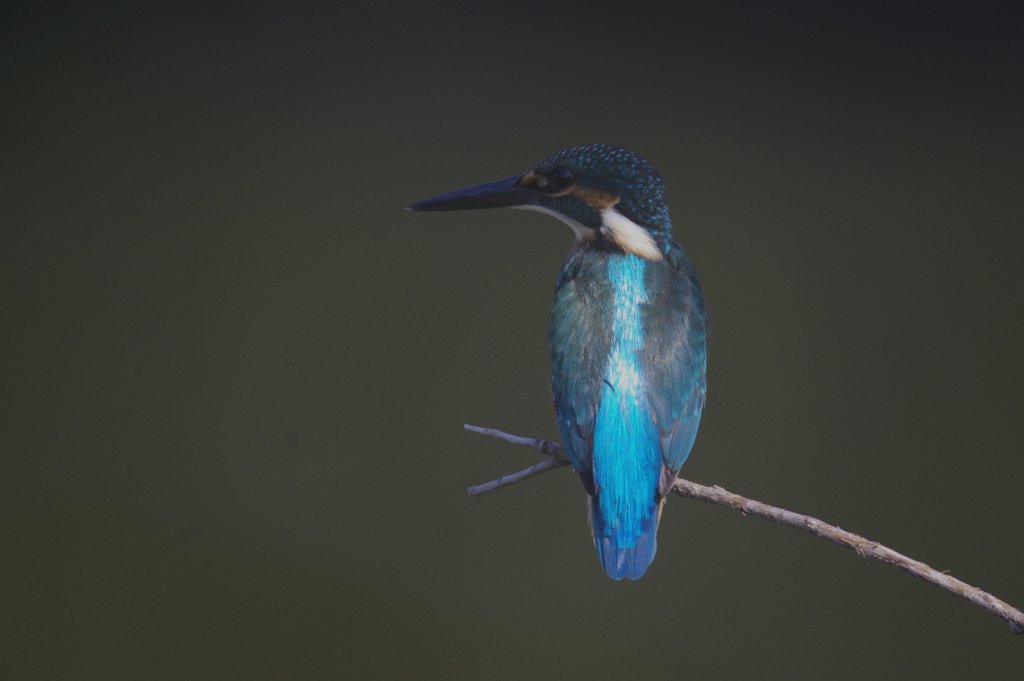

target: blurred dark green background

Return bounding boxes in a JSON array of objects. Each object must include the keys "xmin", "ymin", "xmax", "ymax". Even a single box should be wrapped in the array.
[{"xmin": 3, "ymin": 3, "xmax": 1022, "ymax": 678}]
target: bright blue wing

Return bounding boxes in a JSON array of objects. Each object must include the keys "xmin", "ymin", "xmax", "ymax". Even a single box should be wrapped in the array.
[
  {"xmin": 640, "ymin": 244, "xmax": 707, "ymax": 493},
  {"xmin": 549, "ymin": 248, "xmax": 615, "ymax": 494}
]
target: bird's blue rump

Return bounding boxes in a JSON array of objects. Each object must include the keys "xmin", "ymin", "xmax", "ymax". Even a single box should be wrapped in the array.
[{"xmin": 588, "ymin": 255, "xmax": 663, "ymax": 578}]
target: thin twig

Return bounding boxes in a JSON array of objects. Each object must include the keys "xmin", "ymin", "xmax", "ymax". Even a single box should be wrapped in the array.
[
  {"xmin": 465, "ymin": 457, "xmax": 566, "ymax": 496},
  {"xmin": 464, "ymin": 423, "xmax": 1024, "ymax": 635}
]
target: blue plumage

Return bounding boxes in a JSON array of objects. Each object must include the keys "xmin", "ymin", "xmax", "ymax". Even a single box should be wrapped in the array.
[
  {"xmin": 409, "ymin": 144, "xmax": 707, "ymax": 580},
  {"xmin": 552, "ymin": 239, "xmax": 705, "ymax": 580},
  {"xmin": 593, "ymin": 256, "xmax": 660, "ymax": 549}
]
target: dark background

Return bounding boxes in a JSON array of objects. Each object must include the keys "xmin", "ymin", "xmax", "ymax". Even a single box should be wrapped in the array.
[{"xmin": 3, "ymin": 2, "xmax": 1023, "ymax": 678}]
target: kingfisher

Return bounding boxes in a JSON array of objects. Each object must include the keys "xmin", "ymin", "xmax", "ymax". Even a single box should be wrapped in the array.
[{"xmin": 408, "ymin": 144, "xmax": 706, "ymax": 580}]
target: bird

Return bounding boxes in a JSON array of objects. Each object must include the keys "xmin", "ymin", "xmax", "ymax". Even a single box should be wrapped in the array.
[{"xmin": 408, "ymin": 144, "xmax": 706, "ymax": 580}]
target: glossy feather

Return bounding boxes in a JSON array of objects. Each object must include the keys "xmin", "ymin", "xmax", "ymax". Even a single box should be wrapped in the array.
[{"xmin": 551, "ymin": 241, "xmax": 705, "ymax": 579}]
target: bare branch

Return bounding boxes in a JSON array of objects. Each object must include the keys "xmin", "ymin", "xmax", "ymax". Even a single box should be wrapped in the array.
[
  {"xmin": 464, "ymin": 423, "xmax": 1024, "ymax": 635},
  {"xmin": 463, "ymin": 424, "xmax": 571, "ymax": 496},
  {"xmin": 465, "ymin": 458, "xmax": 565, "ymax": 496},
  {"xmin": 463, "ymin": 424, "xmax": 569, "ymax": 462}
]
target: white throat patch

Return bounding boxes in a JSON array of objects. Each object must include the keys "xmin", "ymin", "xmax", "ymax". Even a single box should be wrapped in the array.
[
  {"xmin": 600, "ymin": 209, "xmax": 663, "ymax": 261},
  {"xmin": 511, "ymin": 204, "xmax": 595, "ymax": 241}
]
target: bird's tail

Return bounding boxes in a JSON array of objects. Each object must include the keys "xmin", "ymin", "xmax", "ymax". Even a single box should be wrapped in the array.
[{"xmin": 589, "ymin": 497, "xmax": 664, "ymax": 580}]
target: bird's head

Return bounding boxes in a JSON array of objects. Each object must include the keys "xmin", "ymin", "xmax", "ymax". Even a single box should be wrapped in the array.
[{"xmin": 407, "ymin": 144, "xmax": 672, "ymax": 260}]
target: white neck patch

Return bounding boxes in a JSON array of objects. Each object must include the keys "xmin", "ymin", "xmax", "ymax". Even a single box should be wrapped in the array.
[
  {"xmin": 600, "ymin": 208, "xmax": 663, "ymax": 261},
  {"xmin": 512, "ymin": 204, "xmax": 595, "ymax": 241}
]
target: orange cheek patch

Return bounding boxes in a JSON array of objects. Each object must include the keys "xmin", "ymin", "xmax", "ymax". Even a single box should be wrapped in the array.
[{"xmin": 572, "ymin": 187, "xmax": 620, "ymax": 210}]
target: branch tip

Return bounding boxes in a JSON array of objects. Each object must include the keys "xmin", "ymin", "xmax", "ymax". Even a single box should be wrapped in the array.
[{"xmin": 463, "ymin": 423, "xmax": 1024, "ymax": 636}]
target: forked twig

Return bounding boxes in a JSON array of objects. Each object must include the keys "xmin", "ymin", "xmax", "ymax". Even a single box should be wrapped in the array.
[{"xmin": 464, "ymin": 423, "xmax": 1024, "ymax": 635}]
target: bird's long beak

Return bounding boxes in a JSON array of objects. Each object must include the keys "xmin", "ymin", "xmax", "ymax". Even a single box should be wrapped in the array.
[{"xmin": 406, "ymin": 175, "xmax": 537, "ymax": 211}]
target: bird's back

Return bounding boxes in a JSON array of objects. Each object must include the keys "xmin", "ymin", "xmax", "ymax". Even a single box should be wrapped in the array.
[{"xmin": 550, "ymin": 242, "xmax": 706, "ymax": 579}]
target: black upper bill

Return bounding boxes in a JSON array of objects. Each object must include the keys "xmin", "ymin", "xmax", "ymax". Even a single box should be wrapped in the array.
[{"xmin": 406, "ymin": 175, "xmax": 537, "ymax": 211}]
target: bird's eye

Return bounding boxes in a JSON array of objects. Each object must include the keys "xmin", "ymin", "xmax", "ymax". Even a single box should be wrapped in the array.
[{"xmin": 536, "ymin": 167, "xmax": 574, "ymax": 194}]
